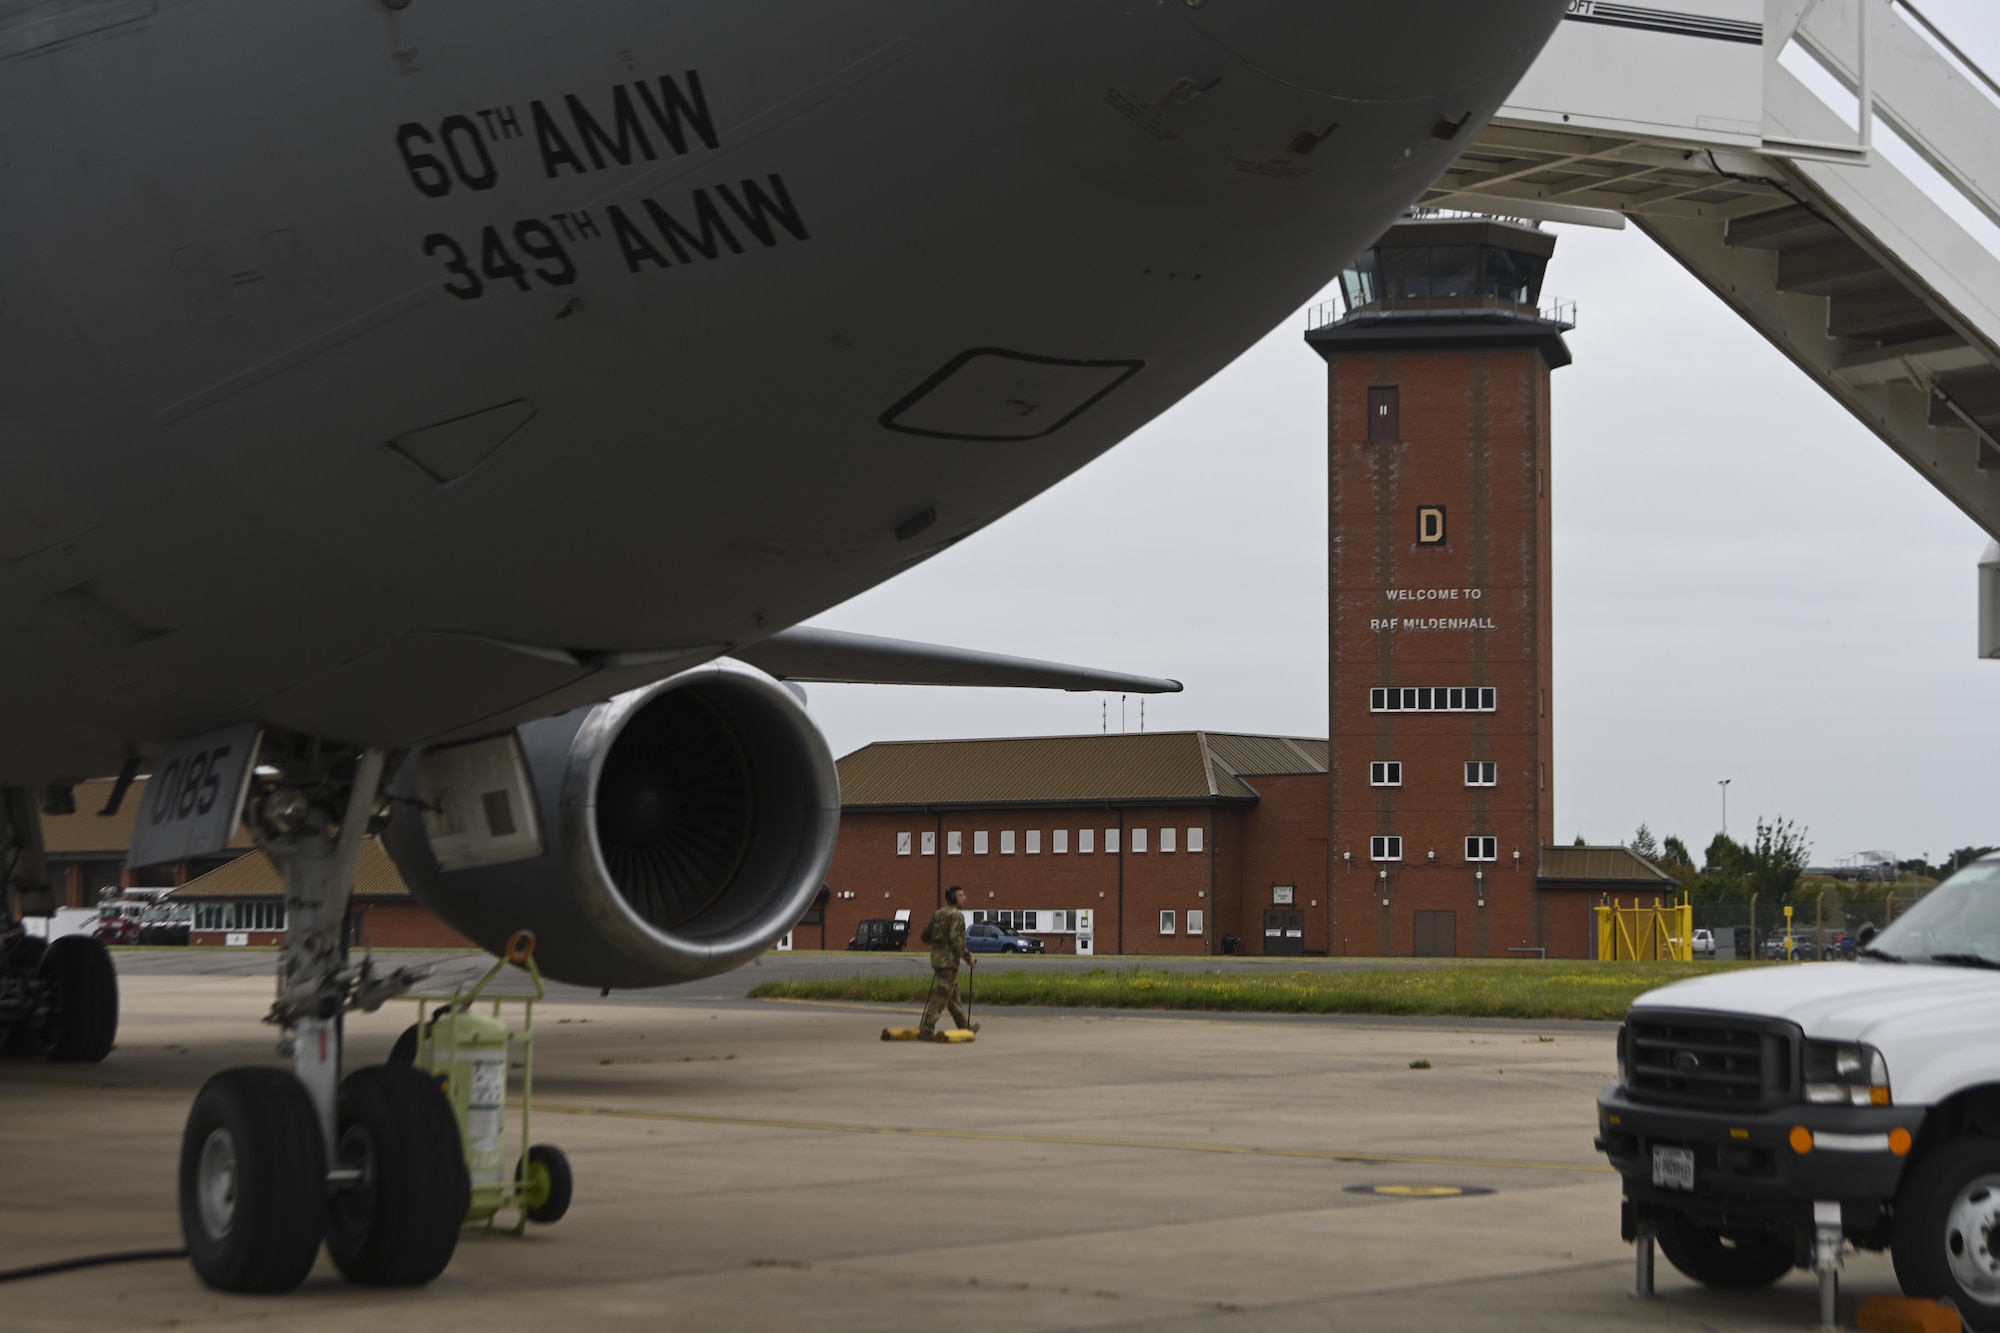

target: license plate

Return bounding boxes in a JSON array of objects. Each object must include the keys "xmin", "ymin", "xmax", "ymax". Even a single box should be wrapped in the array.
[{"xmin": 1652, "ymin": 1145, "xmax": 1696, "ymax": 1192}]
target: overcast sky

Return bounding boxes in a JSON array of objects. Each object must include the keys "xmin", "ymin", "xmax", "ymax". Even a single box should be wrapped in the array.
[{"xmin": 801, "ymin": 2, "xmax": 2000, "ymax": 870}]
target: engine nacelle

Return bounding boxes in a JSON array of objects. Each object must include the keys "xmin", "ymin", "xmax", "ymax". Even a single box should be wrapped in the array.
[{"xmin": 384, "ymin": 659, "xmax": 839, "ymax": 989}]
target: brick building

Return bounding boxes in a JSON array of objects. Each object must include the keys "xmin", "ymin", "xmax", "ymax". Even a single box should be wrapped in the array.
[
  {"xmin": 1309, "ymin": 214, "xmax": 1579, "ymax": 957},
  {"xmin": 815, "ymin": 733, "xmax": 1329, "ymax": 955},
  {"xmin": 34, "ymin": 774, "xmax": 469, "ymax": 949}
]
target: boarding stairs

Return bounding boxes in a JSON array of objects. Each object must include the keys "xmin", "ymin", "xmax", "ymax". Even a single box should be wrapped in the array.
[{"xmin": 1422, "ymin": 0, "xmax": 2000, "ymax": 646}]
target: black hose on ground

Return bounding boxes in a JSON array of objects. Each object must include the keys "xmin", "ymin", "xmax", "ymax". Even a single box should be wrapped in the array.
[{"xmin": 0, "ymin": 1248, "xmax": 187, "ymax": 1283}]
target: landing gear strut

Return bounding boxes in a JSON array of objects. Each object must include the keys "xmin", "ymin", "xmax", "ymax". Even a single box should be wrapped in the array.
[{"xmin": 176, "ymin": 744, "xmax": 465, "ymax": 1293}]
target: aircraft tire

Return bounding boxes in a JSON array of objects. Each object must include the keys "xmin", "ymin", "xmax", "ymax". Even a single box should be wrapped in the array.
[
  {"xmin": 179, "ymin": 1067, "xmax": 328, "ymax": 1293},
  {"xmin": 324, "ymin": 1064, "xmax": 469, "ymax": 1286},
  {"xmin": 43, "ymin": 935, "xmax": 118, "ymax": 1062},
  {"xmin": 517, "ymin": 1144, "xmax": 573, "ymax": 1224},
  {"xmin": 1, "ymin": 936, "xmax": 52, "ymax": 1056}
]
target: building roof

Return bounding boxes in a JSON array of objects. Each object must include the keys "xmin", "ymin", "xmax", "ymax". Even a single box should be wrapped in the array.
[
  {"xmin": 835, "ymin": 732, "xmax": 1327, "ymax": 810},
  {"xmin": 1538, "ymin": 845, "xmax": 1676, "ymax": 885},
  {"xmin": 170, "ymin": 837, "xmax": 411, "ymax": 900},
  {"xmin": 39, "ymin": 777, "xmax": 259, "ymax": 857}
]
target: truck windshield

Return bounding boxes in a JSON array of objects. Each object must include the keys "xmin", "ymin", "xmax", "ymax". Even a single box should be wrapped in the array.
[{"xmin": 1869, "ymin": 861, "xmax": 2000, "ymax": 967}]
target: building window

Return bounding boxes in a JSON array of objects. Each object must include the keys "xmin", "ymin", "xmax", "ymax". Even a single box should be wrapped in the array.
[
  {"xmin": 1464, "ymin": 761, "xmax": 1497, "ymax": 787},
  {"xmin": 1367, "ymin": 385, "xmax": 1399, "ymax": 443},
  {"xmin": 1131, "ymin": 827, "xmax": 1147, "ymax": 854},
  {"xmin": 1080, "ymin": 828, "xmax": 1095, "ymax": 854},
  {"xmin": 1053, "ymin": 829, "xmax": 1069, "ymax": 854},
  {"xmin": 896, "ymin": 832, "xmax": 912, "ymax": 856},
  {"xmin": 1370, "ymin": 835, "xmax": 1402, "ymax": 861},
  {"xmin": 1187, "ymin": 909, "xmax": 1204, "ymax": 935},
  {"xmin": 1000, "ymin": 830, "xmax": 1015, "ymax": 855},
  {"xmin": 1370, "ymin": 761, "xmax": 1402, "ymax": 786},
  {"xmin": 1370, "ymin": 686, "xmax": 1496, "ymax": 713},
  {"xmin": 947, "ymin": 830, "xmax": 962, "ymax": 855},
  {"xmin": 205, "ymin": 899, "xmax": 285, "ymax": 932},
  {"xmin": 1187, "ymin": 826, "xmax": 1204, "ymax": 853},
  {"xmin": 1466, "ymin": 836, "xmax": 1498, "ymax": 862},
  {"xmin": 974, "ymin": 831, "xmax": 989, "ymax": 855},
  {"xmin": 1159, "ymin": 910, "xmax": 1177, "ymax": 935},
  {"xmin": 1104, "ymin": 827, "xmax": 1119, "ymax": 854},
  {"xmin": 1160, "ymin": 827, "xmax": 1176, "ymax": 853},
  {"xmin": 1025, "ymin": 830, "xmax": 1041, "ymax": 855},
  {"xmin": 921, "ymin": 830, "xmax": 936, "ymax": 856}
]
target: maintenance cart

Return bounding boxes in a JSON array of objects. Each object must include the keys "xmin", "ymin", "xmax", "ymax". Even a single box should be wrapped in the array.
[{"xmin": 390, "ymin": 930, "xmax": 571, "ymax": 1231}]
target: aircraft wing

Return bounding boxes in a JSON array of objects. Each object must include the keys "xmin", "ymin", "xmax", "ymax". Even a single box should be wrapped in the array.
[{"xmin": 734, "ymin": 627, "xmax": 1182, "ymax": 694}]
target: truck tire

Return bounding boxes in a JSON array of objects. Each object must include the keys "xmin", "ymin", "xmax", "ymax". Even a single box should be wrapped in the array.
[
  {"xmin": 324, "ymin": 1064, "xmax": 469, "ymax": 1286},
  {"xmin": 179, "ymin": 1067, "xmax": 327, "ymax": 1293},
  {"xmin": 1893, "ymin": 1137, "xmax": 2000, "ymax": 1330},
  {"xmin": 1655, "ymin": 1212, "xmax": 1793, "ymax": 1288},
  {"xmin": 43, "ymin": 935, "xmax": 118, "ymax": 1062}
]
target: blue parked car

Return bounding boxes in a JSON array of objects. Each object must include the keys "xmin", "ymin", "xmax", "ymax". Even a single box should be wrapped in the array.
[{"xmin": 966, "ymin": 922, "xmax": 1045, "ymax": 954}]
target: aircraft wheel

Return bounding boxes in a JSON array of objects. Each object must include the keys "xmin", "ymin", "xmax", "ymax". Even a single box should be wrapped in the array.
[
  {"xmin": 42, "ymin": 935, "xmax": 118, "ymax": 1062},
  {"xmin": 1, "ymin": 936, "xmax": 52, "ymax": 1056},
  {"xmin": 179, "ymin": 1067, "xmax": 327, "ymax": 1293},
  {"xmin": 325, "ymin": 1064, "xmax": 469, "ymax": 1286},
  {"xmin": 517, "ymin": 1144, "xmax": 573, "ymax": 1224}
]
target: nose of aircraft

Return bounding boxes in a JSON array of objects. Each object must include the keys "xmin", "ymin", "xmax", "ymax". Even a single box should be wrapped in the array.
[{"xmin": 1175, "ymin": 0, "xmax": 1568, "ymax": 104}]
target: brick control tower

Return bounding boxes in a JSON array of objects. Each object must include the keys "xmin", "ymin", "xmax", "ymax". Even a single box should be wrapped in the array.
[{"xmin": 1306, "ymin": 215, "xmax": 1571, "ymax": 958}]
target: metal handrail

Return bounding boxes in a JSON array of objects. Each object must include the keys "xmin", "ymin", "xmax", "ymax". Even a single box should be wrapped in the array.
[
  {"xmin": 1895, "ymin": 0, "xmax": 2000, "ymax": 109},
  {"xmin": 1307, "ymin": 295, "xmax": 1576, "ymax": 332}
]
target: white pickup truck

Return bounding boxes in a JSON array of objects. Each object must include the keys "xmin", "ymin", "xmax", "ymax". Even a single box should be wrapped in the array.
[{"xmin": 1597, "ymin": 856, "xmax": 2000, "ymax": 1327}]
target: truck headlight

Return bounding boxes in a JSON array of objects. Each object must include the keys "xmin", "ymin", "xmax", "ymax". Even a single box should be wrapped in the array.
[{"xmin": 1804, "ymin": 1040, "xmax": 1890, "ymax": 1106}]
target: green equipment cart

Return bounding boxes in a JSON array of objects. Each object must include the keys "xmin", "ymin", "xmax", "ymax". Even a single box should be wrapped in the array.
[{"xmin": 392, "ymin": 930, "xmax": 571, "ymax": 1231}]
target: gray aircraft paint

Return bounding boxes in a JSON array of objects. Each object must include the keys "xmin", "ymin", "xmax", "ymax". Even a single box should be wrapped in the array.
[{"xmin": 0, "ymin": 0, "xmax": 1565, "ymax": 781}]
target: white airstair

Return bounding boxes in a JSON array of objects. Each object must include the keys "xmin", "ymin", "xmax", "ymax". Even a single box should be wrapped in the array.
[{"xmin": 1422, "ymin": 0, "xmax": 2000, "ymax": 652}]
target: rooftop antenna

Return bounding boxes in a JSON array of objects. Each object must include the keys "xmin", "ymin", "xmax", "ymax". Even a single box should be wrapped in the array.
[
  {"xmin": 1101, "ymin": 699, "xmax": 1106, "ymax": 734},
  {"xmin": 1140, "ymin": 698, "xmax": 1146, "ymax": 733},
  {"xmin": 1121, "ymin": 694, "xmax": 1127, "ymax": 733}
]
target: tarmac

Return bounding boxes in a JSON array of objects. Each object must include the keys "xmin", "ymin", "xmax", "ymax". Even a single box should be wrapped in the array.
[{"xmin": 0, "ymin": 949, "xmax": 1905, "ymax": 1331}]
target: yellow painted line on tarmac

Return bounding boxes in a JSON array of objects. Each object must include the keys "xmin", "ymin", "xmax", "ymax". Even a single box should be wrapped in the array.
[{"xmin": 526, "ymin": 1101, "xmax": 1616, "ymax": 1175}]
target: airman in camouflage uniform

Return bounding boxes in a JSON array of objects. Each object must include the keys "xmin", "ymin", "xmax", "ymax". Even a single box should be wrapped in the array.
[{"xmin": 918, "ymin": 886, "xmax": 978, "ymax": 1037}]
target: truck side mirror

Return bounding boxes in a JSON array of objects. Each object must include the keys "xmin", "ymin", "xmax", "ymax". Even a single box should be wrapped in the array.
[{"xmin": 1857, "ymin": 924, "xmax": 1879, "ymax": 947}]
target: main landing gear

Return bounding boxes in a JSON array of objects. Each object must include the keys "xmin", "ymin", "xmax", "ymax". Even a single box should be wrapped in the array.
[
  {"xmin": 175, "ymin": 743, "xmax": 466, "ymax": 1293},
  {"xmin": 1, "ymin": 786, "xmax": 118, "ymax": 1063}
]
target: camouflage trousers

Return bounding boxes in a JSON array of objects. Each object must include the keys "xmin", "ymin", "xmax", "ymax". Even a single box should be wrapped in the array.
[{"xmin": 919, "ymin": 967, "xmax": 969, "ymax": 1034}]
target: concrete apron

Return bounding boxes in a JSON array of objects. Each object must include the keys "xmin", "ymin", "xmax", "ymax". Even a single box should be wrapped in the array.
[{"xmin": 1, "ymin": 971, "xmax": 1901, "ymax": 1332}]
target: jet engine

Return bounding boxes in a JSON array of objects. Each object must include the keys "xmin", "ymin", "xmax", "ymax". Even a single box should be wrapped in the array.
[{"xmin": 384, "ymin": 659, "xmax": 839, "ymax": 989}]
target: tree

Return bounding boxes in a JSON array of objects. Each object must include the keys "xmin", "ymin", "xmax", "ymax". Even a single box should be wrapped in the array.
[
  {"xmin": 1631, "ymin": 824, "xmax": 1659, "ymax": 860},
  {"xmin": 1746, "ymin": 816, "xmax": 1811, "ymax": 902},
  {"xmin": 1574, "ymin": 833, "xmax": 1587, "ymax": 846},
  {"xmin": 1660, "ymin": 836, "xmax": 1695, "ymax": 870},
  {"xmin": 1703, "ymin": 833, "xmax": 1747, "ymax": 878}
]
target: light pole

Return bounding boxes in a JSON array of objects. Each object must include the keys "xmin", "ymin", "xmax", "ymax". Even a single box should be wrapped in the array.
[{"xmin": 1718, "ymin": 779, "xmax": 1732, "ymax": 840}]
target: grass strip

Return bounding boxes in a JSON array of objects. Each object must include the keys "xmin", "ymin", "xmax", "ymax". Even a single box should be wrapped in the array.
[{"xmin": 748, "ymin": 961, "xmax": 1754, "ymax": 1022}]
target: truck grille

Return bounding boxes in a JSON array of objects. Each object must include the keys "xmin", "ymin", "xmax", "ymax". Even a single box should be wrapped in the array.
[{"xmin": 1625, "ymin": 1010, "xmax": 1798, "ymax": 1111}]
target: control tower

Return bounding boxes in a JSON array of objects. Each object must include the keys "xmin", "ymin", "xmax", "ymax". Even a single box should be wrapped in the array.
[{"xmin": 1306, "ymin": 214, "xmax": 1572, "ymax": 958}]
